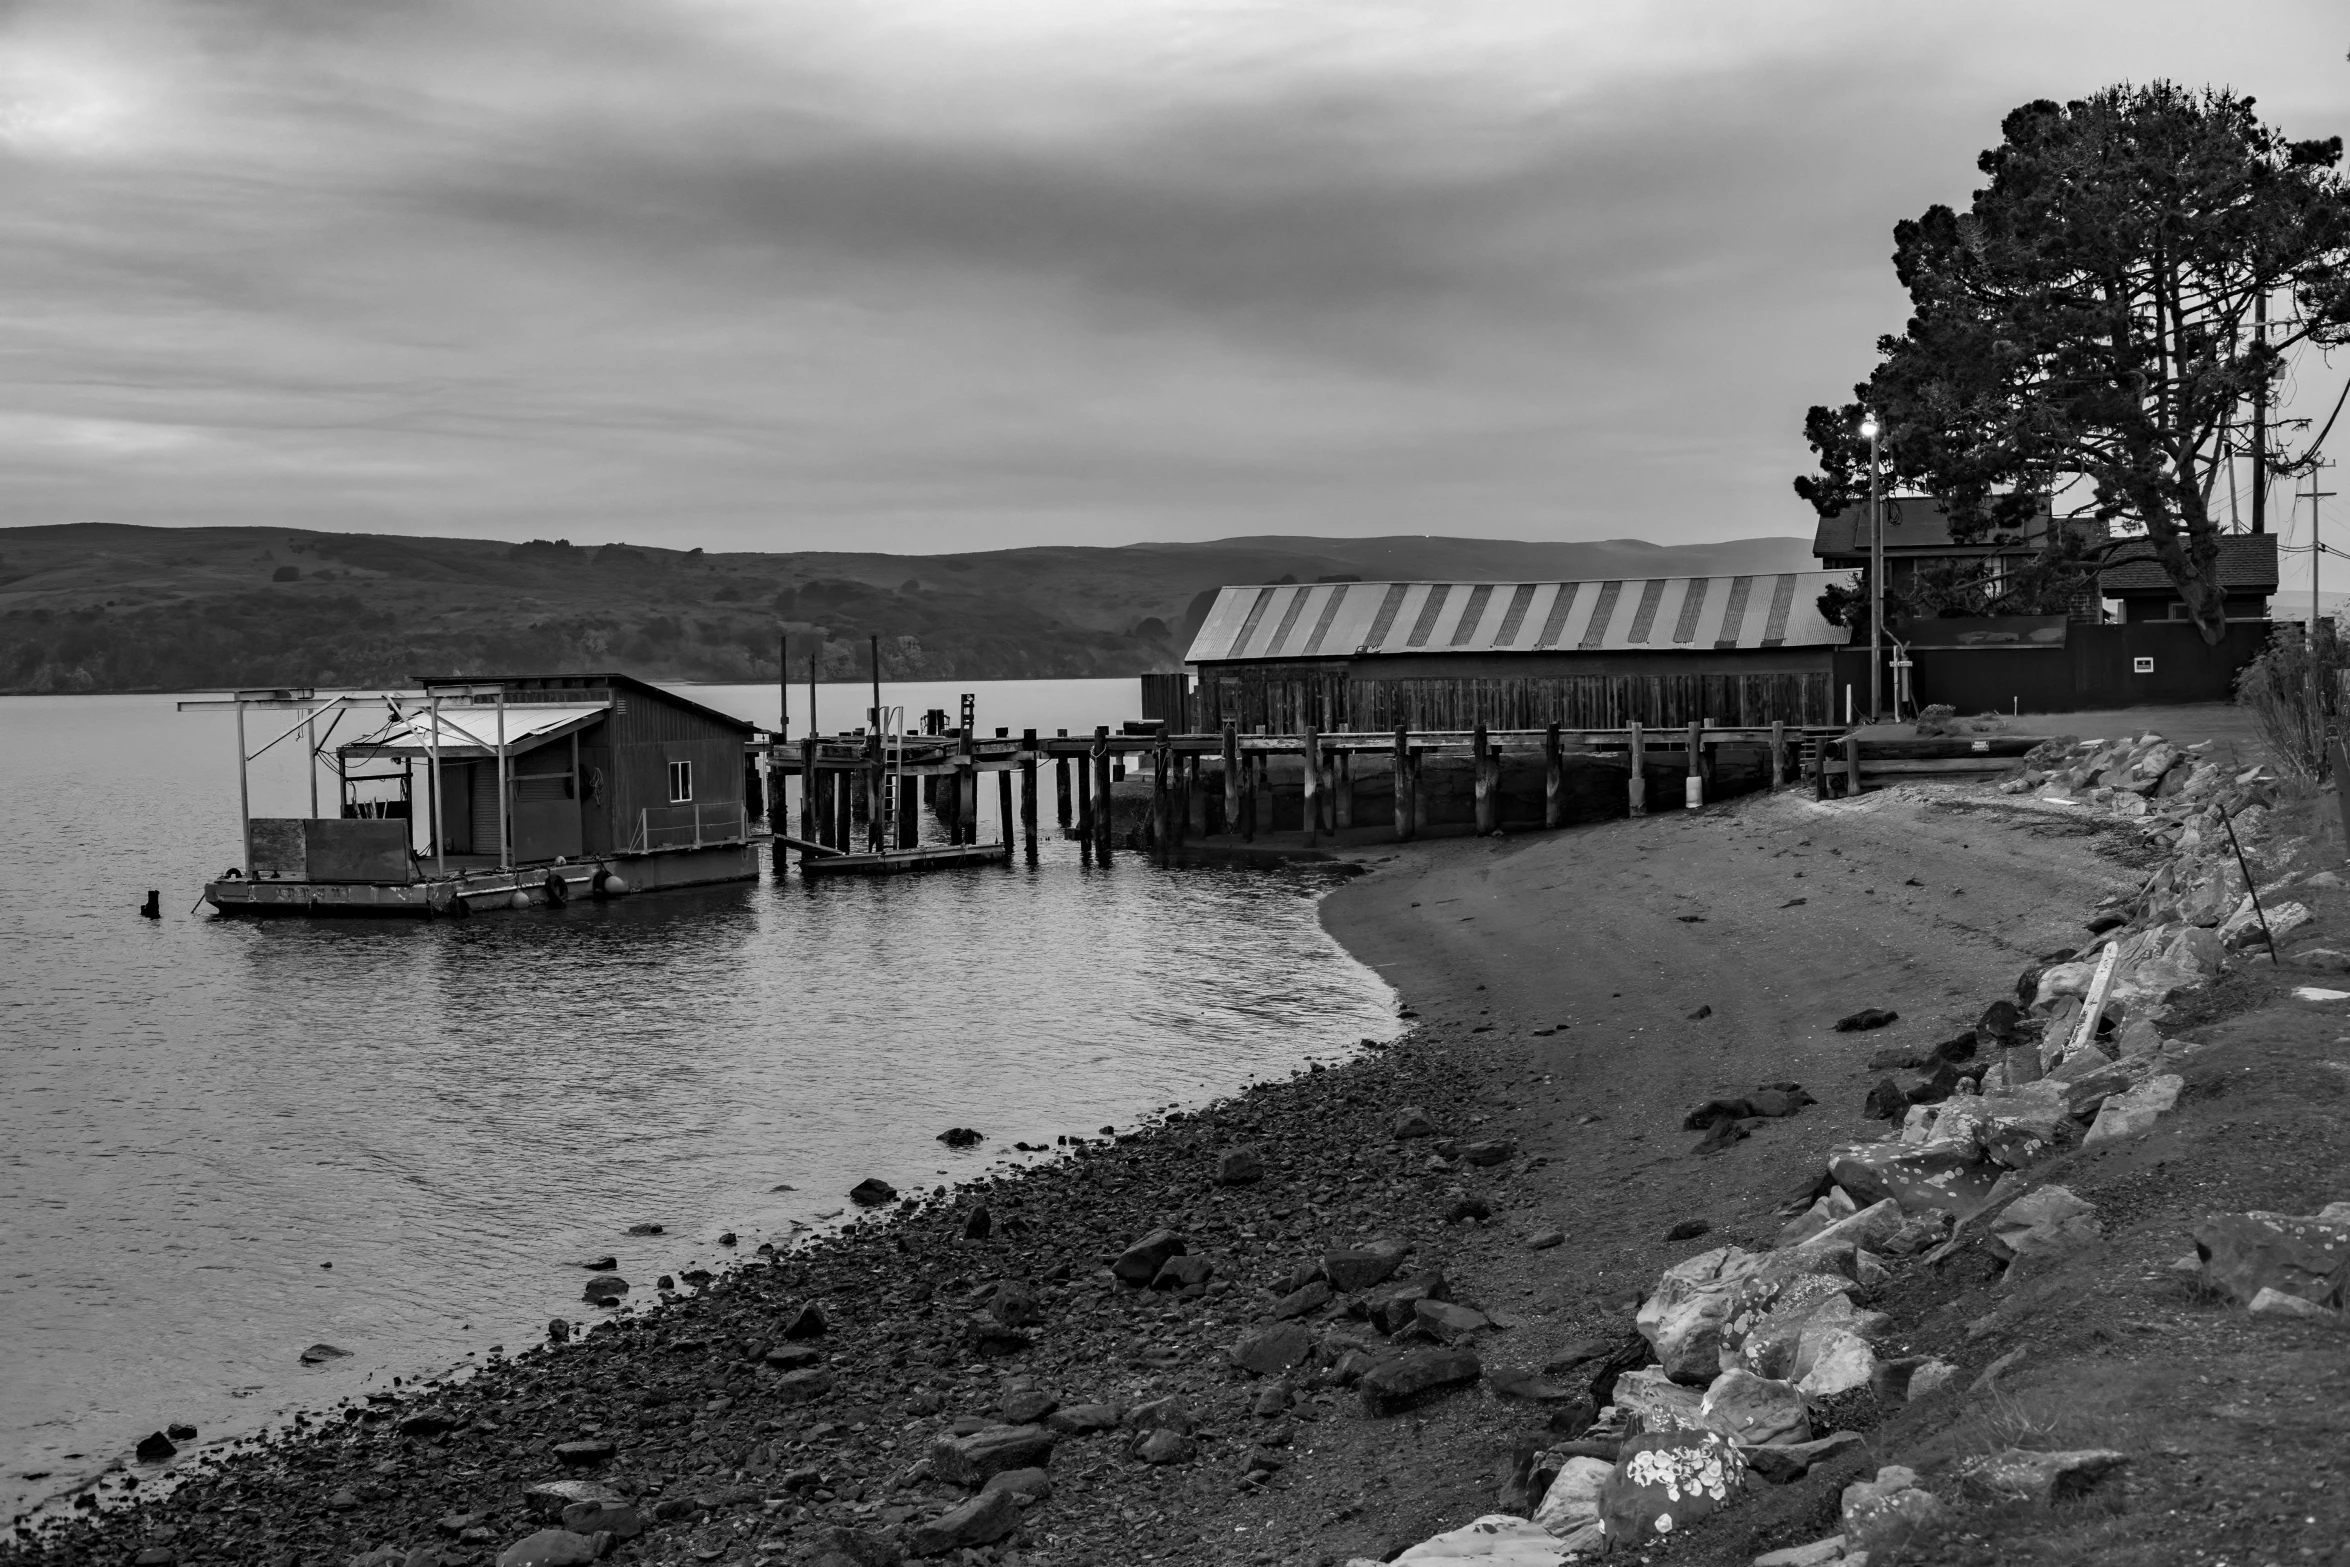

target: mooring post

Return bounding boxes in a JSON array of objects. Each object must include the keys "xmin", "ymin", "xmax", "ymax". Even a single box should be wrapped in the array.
[
  {"xmin": 1627, "ymin": 720, "xmax": 1647, "ymax": 816},
  {"xmin": 1845, "ymin": 733, "xmax": 1864, "ymax": 797},
  {"xmin": 1020, "ymin": 731, "xmax": 1039, "ymax": 863},
  {"xmin": 1391, "ymin": 726, "xmax": 1411, "ymax": 841},
  {"xmin": 1231, "ymin": 728, "xmax": 1250, "ymax": 841},
  {"xmin": 1684, "ymin": 719, "xmax": 1703, "ymax": 810},
  {"xmin": 1472, "ymin": 721, "xmax": 1494, "ymax": 834},
  {"xmin": 835, "ymin": 762, "xmax": 854, "ymax": 850},
  {"xmin": 866, "ymin": 731, "xmax": 886, "ymax": 851},
  {"xmin": 955, "ymin": 730, "xmax": 975, "ymax": 845},
  {"xmin": 1543, "ymin": 721, "xmax": 1563, "ymax": 829},
  {"xmin": 1410, "ymin": 747, "xmax": 1427, "ymax": 837},
  {"xmin": 1770, "ymin": 720, "xmax": 1787, "ymax": 790},
  {"xmin": 1055, "ymin": 738, "xmax": 1072, "ymax": 834},
  {"xmin": 1301, "ymin": 726, "xmax": 1321, "ymax": 847},
  {"xmin": 800, "ymin": 733, "xmax": 819, "ymax": 856},
  {"xmin": 1075, "ymin": 749, "xmax": 1093, "ymax": 861},
  {"xmin": 998, "ymin": 760, "xmax": 1015, "ymax": 863},
  {"xmin": 1814, "ymin": 738, "xmax": 1830, "ymax": 800},
  {"xmin": 897, "ymin": 759, "xmax": 918, "ymax": 849},
  {"xmin": 1334, "ymin": 750, "xmax": 1353, "ymax": 831},
  {"xmin": 1092, "ymin": 727, "xmax": 1114, "ymax": 864}
]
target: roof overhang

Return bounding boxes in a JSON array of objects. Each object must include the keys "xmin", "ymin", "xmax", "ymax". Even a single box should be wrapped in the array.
[{"xmin": 338, "ymin": 701, "xmax": 611, "ymax": 761}]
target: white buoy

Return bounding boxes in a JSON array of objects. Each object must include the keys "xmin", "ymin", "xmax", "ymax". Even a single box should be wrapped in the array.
[
  {"xmin": 600, "ymin": 872, "xmax": 629, "ymax": 896},
  {"xmin": 1684, "ymin": 776, "xmax": 1703, "ymax": 810},
  {"xmin": 509, "ymin": 890, "xmax": 533, "ymax": 910}
]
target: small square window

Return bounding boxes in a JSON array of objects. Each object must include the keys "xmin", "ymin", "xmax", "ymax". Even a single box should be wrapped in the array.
[
  {"xmin": 668, "ymin": 760, "xmax": 693, "ymax": 803},
  {"xmin": 2132, "ymin": 656, "xmax": 2156, "ymax": 675}
]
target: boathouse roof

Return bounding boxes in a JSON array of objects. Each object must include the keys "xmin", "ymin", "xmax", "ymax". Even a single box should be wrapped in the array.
[
  {"xmin": 342, "ymin": 702, "xmax": 613, "ymax": 760},
  {"xmin": 1183, "ymin": 574, "xmax": 1853, "ymax": 665},
  {"xmin": 412, "ymin": 672, "xmax": 756, "ymax": 732}
]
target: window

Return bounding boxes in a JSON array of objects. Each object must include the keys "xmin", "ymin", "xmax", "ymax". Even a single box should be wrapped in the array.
[{"xmin": 667, "ymin": 760, "xmax": 693, "ymax": 803}]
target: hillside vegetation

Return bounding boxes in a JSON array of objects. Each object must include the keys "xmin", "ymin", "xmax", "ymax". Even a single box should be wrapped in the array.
[{"xmin": 0, "ymin": 524, "xmax": 1814, "ymax": 694}]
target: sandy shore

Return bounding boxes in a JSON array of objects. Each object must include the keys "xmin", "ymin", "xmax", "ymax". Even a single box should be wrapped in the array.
[{"xmin": 0, "ymin": 787, "xmax": 2152, "ymax": 1567}]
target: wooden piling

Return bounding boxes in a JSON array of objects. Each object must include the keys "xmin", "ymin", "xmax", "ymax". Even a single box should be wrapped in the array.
[
  {"xmin": 1628, "ymin": 720, "xmax": 1647, "ymax": 816},
  {"xmin": 1685, "ymin": 719, "xmax": 1702, "ymax": 810},
  {"xmin": 1231, "ymin": 728, "xmax": 1250, "ymax": 841},
  {"xmin": 1301, "ymin": 725, "xmax": 1321, "ymax": 847},
  {"xmin": 834, "ymin": 763, "xmax": 853, "ymax": 849},
  {"xmin": 998, "ymin": 765, "xmax": 1015, "ymax": 863},
  {"xmin": 1770, "ymin": 720, "xmax": 1787, "ymax": 790},
  {"xmin": 896, "ymin": 764, "xmax": 918, "ymax": 850},
  {"xmin": 1020, "ymin": 732, "xmax": 1039, "ymax": 863},
  {"xmin": 1815, "ymin": 738, "xmax": 1830, "ymax": 800},
  {"xmin": 1543, "ymin": 721, "xmax": 1563, "ymax": 829},
  {"xmin": 957, "ymin": 731, "xmax": 976, "ymax": 845},
  {"xmin": 867, "ymin": 734, "xmax": 886, "ymax": 851},
  {"xmin": 1055, "ymin": 750, "xmax": 1072, "ymax": 833},
  {"xmin": 800, "ymin": 734, "xmax": 820, "ymax": 856},
  {"xmin": 1472, "ymin": 721, "xmax": 1495, "ymax": 835},
  {"xmin": 1092, "ymin": 728, "xmax": 1114, "ymax": 864},
  {"xmin": 1334, "ymin": 750, "xmax": 1353, "ymax": 831},
  {"xmin": 1410, "ymin": 747, "xmax": 1426, "ymax": 837},
  {"xmin": 1844, "ymin": 734, "xmax": 1863, "ymax": 796}
]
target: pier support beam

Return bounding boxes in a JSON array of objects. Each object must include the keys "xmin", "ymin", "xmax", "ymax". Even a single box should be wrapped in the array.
[
  {"xmin": 1055, "ymin": 744, "xmax": 1072, "ymax": 835},
  {"xmin": 998, "ymin": 765, "xmax": 1014, "ymax": 863},
  {"xmin": 1301, "ymin": 725, "xmax": 1320, "ymax": 848},
  {"xmin": 1770, "ymin": 721, "xmax": 1787, "ymax": 790},
  {"xmin": 1334, "ymin": 750, "xmax": 1353, "ymax": 831},
  {"xmin": 1472, "ymin": 721, "xmax": 1495, "ymax": 835},
  {"xmin": 1845, "ymin": 734, "xmax": 1863, "ymax": 797},
  {"xmin": 1092, "ymin": 728, "xmax": 1113, "ymax": 865},
  {"xmin": 1221, "ymin": 723, "xmax": 1240, "ymax": 838},
  {"xmin": 1685, "ymin": 720, "xmax": 1703, "ymax": 811},
  {"xmin": 1628, "ymin": 720, "xmax": 1647, "ymax": 817},
  {"xmin": 1391, "ymin": 726, "xmax": 1411, "ymax": 841},
  {"xmin": 1020, "ymin": 732, "xmax": 1038, "ymax": 863},
  {"xmin": 1543, "ymin": 722, "xmax": 1563, "ymax": 829}
]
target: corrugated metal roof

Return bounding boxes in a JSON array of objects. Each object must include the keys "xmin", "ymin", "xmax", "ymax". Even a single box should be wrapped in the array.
[
  {"xmin": 341, "ymin": 703, "xmax": 610, "ymax": 759},
  {"xmin": 1184, "ymin": 574, "xmax": 1854, "ymax": 663}
]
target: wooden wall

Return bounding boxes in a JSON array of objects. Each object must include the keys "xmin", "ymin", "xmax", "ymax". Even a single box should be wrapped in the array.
[{"xmin": 1192, "ymin": 663, "xmax": 1834, "ymax": 732}]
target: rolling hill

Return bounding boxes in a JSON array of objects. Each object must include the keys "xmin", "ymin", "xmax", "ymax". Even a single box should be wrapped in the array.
[{"xmin": 0, "ymin": 523, "xmax": 1819, "ymax": 694}]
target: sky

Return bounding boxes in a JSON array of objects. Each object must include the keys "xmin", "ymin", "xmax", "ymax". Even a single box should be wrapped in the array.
[{"xmin": 1, "ymin": 0, "xmax": 2346, "ymax": 565}]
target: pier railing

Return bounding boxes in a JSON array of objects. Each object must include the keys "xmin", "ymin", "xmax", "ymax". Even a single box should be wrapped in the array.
[{"xmin": 627, "ymin": 802, "xmax": 749, "ymax": 853}]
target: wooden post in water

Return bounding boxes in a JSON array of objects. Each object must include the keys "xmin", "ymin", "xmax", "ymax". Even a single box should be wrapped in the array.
[
  {"xmin": 800, "ymin": 733, "xmax": 820, "ymax": 855},
  {"xmin": 1391, "ymin": 726, "xmax": 1413, "ymax": 841},
  {"xmin": 1627, "ymin": 720, "xmax": 1647, "ymax": 816},
  {"xmin": 1845, "ymin": 733, "xmax": 1863, "ymax": 796},
  {"xmin": 1152, "ymin": 740, "xmax": 1172, "ymax": 861},
  {"xmin": 1410, "ymin": 747, "xmax": 1427, "ymax": 837},
  {"xmin": 1055, "ymin": 736, "xmax": 1072, "ymax": 835},
  {"xmin": 998, "ymin": 761, "xmax": 1015, "ymax": 863},
  {"xmin": 896, "ymin": 761, "xmax": 918, "ymax": 849},
  {"xmin": 1472, "ymin": 721, "xmax": 1495, "ymax": 834},
  {"xmin": 1684, "ymin": 719, "xmax": 1703, "ymax": 810},
  {"xmin": 1543, "ymin": 721, "xmax": 1563, "ymax": 829},
  {"xmin": 1301, "ymin": 725, "xmax": 1321, "ymax": 847},
  {"xmin": 866, "ymin": 730, "xmax": 886, "ymax": 851},
  {"xmin": 957, "ymin": 731, "xmax": 977, "ymax": 845},
  {"xmin": 1770, "ymin": 720, "xmax": 1787, "ymax": 790},
  {"xmin": 1092, "ymin": 728, "xmax": 1114, "ymax": 864},
  {"xmin": 1334, "ymin": 750, "xmax": 1353, "ymax": 831},
  {"xmin": 1075, "ymin": 747, "xmax": 1093, "ymax": 861},
  {"xmin": 1020, "ymin": 731, "xmax": 1039, "ymax": 863},
  {"xmin": 1221, "ymin": 723, "xmax": 1240, "ymax": 838}
]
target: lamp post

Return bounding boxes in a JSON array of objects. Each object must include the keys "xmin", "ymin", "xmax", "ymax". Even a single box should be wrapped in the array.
[{"xmin": 1860, "ymin": 413, "xmax": 1884, "ymax": 722}]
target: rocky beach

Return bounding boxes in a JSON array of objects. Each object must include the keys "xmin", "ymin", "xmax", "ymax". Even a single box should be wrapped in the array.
[{"xmin": 12, "ymin": 738, "xmax": 2350, "ymax": 1567}]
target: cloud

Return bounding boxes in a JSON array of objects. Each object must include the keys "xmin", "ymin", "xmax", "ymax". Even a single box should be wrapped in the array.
[{"xmin": 0, "ymin": 0, "xmax": 2343, "ymax": 553}]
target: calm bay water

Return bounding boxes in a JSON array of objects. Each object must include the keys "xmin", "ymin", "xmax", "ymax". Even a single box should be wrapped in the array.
[{"xmin": 0, "ymin": 680, "xmax": 1399, "ymax": 1519}]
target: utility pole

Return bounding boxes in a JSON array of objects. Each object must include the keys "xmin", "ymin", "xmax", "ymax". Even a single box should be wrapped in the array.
[
  {"xmin": 2252, "ymin": 288, "xmax": 2269, "ymax": 536},
  {"xmin": 1862, "ymin": 412, "xmax": 1885, "ymax": 722},
  {"xmin": 2309, "ymin": 463, "xmax": 2338, "ymax": 752}
]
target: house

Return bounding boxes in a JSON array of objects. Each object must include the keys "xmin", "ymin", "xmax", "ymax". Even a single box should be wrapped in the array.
[
  {"xmin": 1181, "ymin": 573, "xmax": 1852, "ymax": 730},
  {"xmin": 1811, "ymin": 494, "xmax": 2110, "ymax": 620},
  {"xmin": 2096, "ymin": 534, "xmax": 2277, "ymax": 623},
  {"xmin": 197, "ymin": 672, "xmax": 762, "ymax": 917}
]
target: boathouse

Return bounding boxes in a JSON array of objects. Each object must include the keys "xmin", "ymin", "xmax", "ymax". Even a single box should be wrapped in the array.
[
  {"xmin": 344, "ymin": 673, "xmax": 760, "ymax": 877},
  {"xmin": 186, "ymin": 672, "xmax": 762, "ymax": 917},
  {"xmin": 1179, "ymin": 573, "xmax": 1853, "ymax": 732}
]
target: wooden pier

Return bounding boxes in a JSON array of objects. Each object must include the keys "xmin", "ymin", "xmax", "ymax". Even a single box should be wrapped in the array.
[{"xmin": 766, "ymin": 719, "xmax": 1857, "ymax": 873}]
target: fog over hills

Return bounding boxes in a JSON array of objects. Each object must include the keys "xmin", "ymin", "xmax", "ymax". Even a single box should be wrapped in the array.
[{"xmin": 0, "ymin": 524, "xmax": 1818, "ymax": 694}]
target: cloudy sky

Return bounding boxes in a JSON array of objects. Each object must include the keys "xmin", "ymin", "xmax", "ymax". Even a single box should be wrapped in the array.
[{"xmin": 1, "ymin": 0, "xmax": 2344, "ymax": 560}]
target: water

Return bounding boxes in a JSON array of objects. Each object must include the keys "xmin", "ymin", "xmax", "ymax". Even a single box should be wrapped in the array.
[{"xmin": 0, "ymin": 680, "xmax": 1399, "ymax": 1519}]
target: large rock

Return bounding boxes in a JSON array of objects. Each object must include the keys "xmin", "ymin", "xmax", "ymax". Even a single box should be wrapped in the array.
[
  {"xmin": 2083, "ymin": 1074, "xmax": 2184, "ymax": 1145},
  {"xmin": 848, "ymin": 1178, "xmax": 897, "ymax": 1207},
  {"xmin": 1828, "ymin": 1143, "xmax": 2001, "ymax": 1218},
  {"xmin": 1390, "ymin": 1106, "xmax": 1440, "ymax": 1139},
  {"xmin": 1791, "ymin": 1297, "xmax": 1890, "ymax": 1396},
  {"xmin": 521, "ymin": 1482, "xmax": 626, "ymax": 1522},
  {"xmin": 772, "ymin": 1369, "xmax": 835, "ymax": 1406},
  {"xmin": 1841, "ymin": 1466, "xmax": 1945, "ymax": 1557},
  {"xmin": 1044, "ymin": 1403, "xmax": 1121, "ymax": 1434},
  {"xmin": 1374, "ymin": 1515, "xmax": 1574, "ymax": 1564},
  {"xmin": 928, "ymin": 1424, "xmax": 1056, "ymax": 1485},
  {"xmin": 1359, "ymin": 1347, "xmax": 1482, "ymax": 1416},
  {"xmin": 1110, "ymin": 1229, "xmax": 1186, "ymax": 1285},
  {"xmin": 495, "ymin": 1532, "xmax": 602, "ymax": 1567},
  {"xmin": 1323, "ymin": 1241, "xmax": 1409, "ymax": 1292},
  {"xmin": 1805, "ymin": 1197, "xmax": 1904, "ymax": 1254},
  {"xmin": 1531, "ymin": 1456, "xmax": 1616, "ymax": 1539},
  {"xmin": 904, "ymin": 1489, "xmax": 1020, "ymax": 1557},
  {"xmin": 1364, "ymin": 1270, "xmax": 1449, "ymax": 1333},
  {"xmin": 1213, "ymin": 1146, "xmax": 1265, "ymax": 1185},
  {"xmin": 1632, "ymin": 1246, "xmax": 1753, "ymax": 1384},
  {"xmin": 1272, "ymin": 1280, "xmax": 1334, "ymax": 1319},
  {"xmin": 1231, "ymin": 1321, "xmax": 1315, "ymax": 1376},
  {"xmin": 2193, "ymin": 1212, "xmax": 2350, "ymax": 1309},
  {"xmin": 1956, "ymin": 1448, "xmax": 2130, "ymax": 1506},
  {"xmin": 1732, "ymin": 1274, "xmax": 1855, "ymax": 1379},
  {"xmin": 1989, "ymin": 1185, "xmax": 2102, "ymax": 1265},
  {"xmin": 1696, "ymin": 1370, "xmax": 1809, "ymax": 1445},
  {"xmin": 1776, "ymin": 1189, "xmax": 1857, "ymax": 1249},
  {"xmin": 1742, "ymin": 1430, "xmax": 1866, "ymax": 1485},
  {"xmin": 1607, "ymin": 1367, "xmax": 1704, "ymax": 1433},
  {"xmin": 1412, "ymin": 1299, "xmax": 1490, "ymax": 1343},
  {"xmin": 1597, "ymin": 1430, "xmax": 1747, "ymax": 1545}
]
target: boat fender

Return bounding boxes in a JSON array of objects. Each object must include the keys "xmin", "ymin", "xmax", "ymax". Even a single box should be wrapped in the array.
[
  {"xmin": 542, "ymin": 868, "xmax": 570, "ymax": 906},
  {"xmin": 595, "ymin": 868, "xmax": 629, "ymax": 897},
  {"xmin": 509, "ymin": 890, "xmax": 533, "ymax": 910}
]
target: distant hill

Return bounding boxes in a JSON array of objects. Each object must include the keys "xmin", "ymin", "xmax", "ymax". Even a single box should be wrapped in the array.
[{"xmin": 0, "ymin": 524, "xmax": 1818, "ymax": 694}]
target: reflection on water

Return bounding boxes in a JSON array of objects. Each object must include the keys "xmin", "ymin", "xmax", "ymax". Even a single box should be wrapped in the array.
[{"xmin": 0, "ymin": 686, "xmax": 1398, "ymax": 1516}]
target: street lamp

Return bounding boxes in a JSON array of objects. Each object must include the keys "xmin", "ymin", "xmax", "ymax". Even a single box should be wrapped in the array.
[{"xmin": 1859, "ymin": 413, "xmax": 1884, "ymax": 722}]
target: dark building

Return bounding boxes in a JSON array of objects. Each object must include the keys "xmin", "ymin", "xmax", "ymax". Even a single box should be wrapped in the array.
[
  {"xmin": 2096, "ymin": 534, "xmax": 2277, "ymax": 623},
  {"xmin": 1181, "ymin": 573, "xmax": 1852, "ymax": 730},
  {"xmin": 1811, "ymin": 494, "xmax": 2109, "ymax": 622}
]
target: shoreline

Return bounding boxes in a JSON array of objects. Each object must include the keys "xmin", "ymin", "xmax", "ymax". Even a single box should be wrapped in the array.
[{"xmin": 11, "ymin": 771, "xmax": 2313, "ymax": 1567}]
